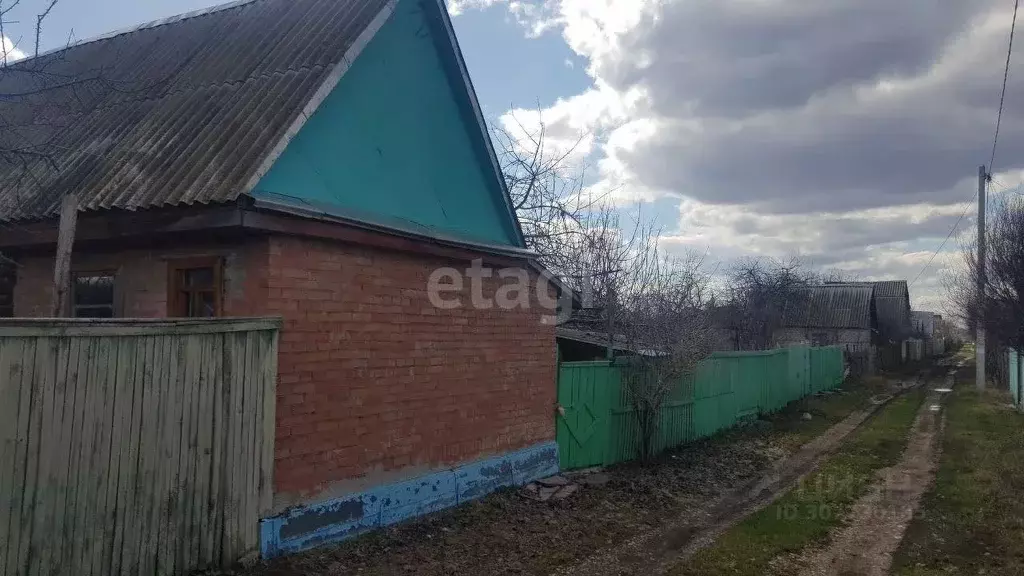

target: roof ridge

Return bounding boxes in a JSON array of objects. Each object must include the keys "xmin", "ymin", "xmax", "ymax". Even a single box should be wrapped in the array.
[{"xmin": 13, "ymin": 0, "xmax": 261, "ymax": 64}]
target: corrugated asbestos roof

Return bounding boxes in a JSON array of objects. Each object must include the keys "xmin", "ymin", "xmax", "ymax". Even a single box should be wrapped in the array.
[
  {"xmin": 0, "ymin": 0, "xmax": 390, "ymax": 221},
  {"xmin": 872, "ymin": 280, "xmax": 908, "ymax": 298},
  {"xmin": 784, "ymin": 284, "xmax": 874, "ymax": 329},
  {"xmin": 870, "ymin": 280, "xmax": 911, "ymax": 340}
]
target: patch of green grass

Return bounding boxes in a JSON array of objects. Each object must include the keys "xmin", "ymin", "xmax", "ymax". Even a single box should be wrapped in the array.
[
  {"xmin": 670, "ymin": 390, "xmax": 926, "ymax": 576},
  {"xmin": 771, "ymin": 375, "xmax": 893, "ymax": 453},
  {"xmin": 892, "ymin": 385, "xmax": 1024, "ymax": 576}
]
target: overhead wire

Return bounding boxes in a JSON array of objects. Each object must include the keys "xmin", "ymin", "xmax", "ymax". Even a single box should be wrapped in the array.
[
  {"xmin": 990, "ymin": 0, "xmax": 1020, "ymax": 174},
  {"xmin": 908, "ymin": 192, "xmax": 978, "ymax": 288},
  {"xmin": 908, "ymin": 0, "xmax": 1019, "ymax": 289}
]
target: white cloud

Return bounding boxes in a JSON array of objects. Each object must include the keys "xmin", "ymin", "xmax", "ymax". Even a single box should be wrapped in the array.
[
  {"xmin": 447, "ymin": 0, "xmax": 506, "ymax": 16},
  {"xmin": 2, "ymin": 36, "xmax": 26, "ymax": 63},
  {"xmin": 459, "ymin": 0, "xmax": 1018, "ymax": 312}
]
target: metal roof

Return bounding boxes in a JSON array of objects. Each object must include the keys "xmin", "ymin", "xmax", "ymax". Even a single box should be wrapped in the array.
[
  {"xmin": 784, "ymin": 284, "xmax": 874, "ymax": 329},
  {"xmin": 870, "ymin": 280, "xmax": 912, "ymax": 341},
  {"xmin": 0, "ymin": 0, "xmax": 391, "ymax": 222}
]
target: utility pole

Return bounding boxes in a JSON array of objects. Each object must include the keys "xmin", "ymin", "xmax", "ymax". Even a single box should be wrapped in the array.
[{"xmin": 977, "ymin": 165, "xmax": 987, "ymax": 391}]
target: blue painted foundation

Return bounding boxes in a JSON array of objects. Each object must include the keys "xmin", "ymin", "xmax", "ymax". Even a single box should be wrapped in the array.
[{"xmin": 260, "ymin": 441, "xmax": 559, "ymax": 558}]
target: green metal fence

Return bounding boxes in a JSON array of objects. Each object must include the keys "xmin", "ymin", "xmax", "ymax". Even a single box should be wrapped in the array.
[{"xmin": 556, "ymin": 346, "xmax": 846, "ymax": 470}]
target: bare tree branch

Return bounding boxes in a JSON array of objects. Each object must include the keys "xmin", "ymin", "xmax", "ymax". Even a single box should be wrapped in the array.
[
  {"xmin": 722, "ymin": 256, "xmax": 816, "ymax": 350},
  {"xmin": 35, "ymin": 0, "xmax": 57, "ymax": 57}
]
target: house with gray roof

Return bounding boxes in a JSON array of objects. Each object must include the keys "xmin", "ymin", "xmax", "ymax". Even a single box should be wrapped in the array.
[
  {"xmin": 0, "ymin": 0, "xmax": 561, "ymax": 561},
  {"xmin": 776, "ymin": 283, "xmax": 878, "ymax": 375}
]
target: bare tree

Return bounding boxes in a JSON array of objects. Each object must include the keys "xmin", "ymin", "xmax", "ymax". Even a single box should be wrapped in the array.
[
  {"xmin": 495, "ymin": 112, "xmax": 716, "ymax": 460},
  {"xmin": 820, "ymin": 268, "xmax": 860, "ymax": 283},
  {"xmin": 724, "ymin": 256, "xmax": 815, "ymax": 350},
  {"xmin": 945, "ymin": 194, "xmax": 1024, "ymax": 387},
  {"xmin": 492, "ymin": 112, "xmax": 599, "ymax": 273},
  {"xmin": 559, "ymin": 205, "xmax": 713, "ymax": 460},
  {"xmin": 618, "ymin": 251, "xmax": 713, "ymax": 462}
]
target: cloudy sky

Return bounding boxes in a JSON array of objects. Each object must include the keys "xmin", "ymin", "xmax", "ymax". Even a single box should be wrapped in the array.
[
  {"xmin": 450, "ymin": 0, "xmax": 1024, "ymax": 316},
  {"xmin": 5, "ymin": 0, "xmax": 1024, "ymax": 314}
]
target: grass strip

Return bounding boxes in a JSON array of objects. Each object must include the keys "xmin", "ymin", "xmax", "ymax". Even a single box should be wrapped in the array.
[
  {"xmin": 670, "ymin": 389, "xmax": 926, "ymax": 576},
  {"xmin": 892, "ymin": 386, "xmax": 1024, "ymax": 576}
]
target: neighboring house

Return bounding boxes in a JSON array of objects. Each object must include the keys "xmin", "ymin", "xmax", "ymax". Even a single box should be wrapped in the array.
[
  {"xmin": 776, "ymin": 283, "xmax": 878, "ymax": 375},
  {"xmin": 0, "ymin": 0, "xmax": 558, "ymax": 557},
  {"xmin": 556, "ymin": 307, "xmax": 651, "ymax": 361},
  {"xmin": 869, "ymin": 280, "xmax": 914, "ymax": 366},
  {"xmin": 912, "ymin": 310, "xmax": 936, "ymax": 338},
  {"xmin": 871, "ymin": 280, "xmax": 913, "ymax": 342},
  {"xmin": 912, "ymin": 310, "xmax": 943, "ymax": 357}
]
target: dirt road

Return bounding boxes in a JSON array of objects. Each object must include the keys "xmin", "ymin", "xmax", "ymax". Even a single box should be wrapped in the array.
[
  {"xmin": 782, "ymin": 371, "xmax": 952, "ymax": 576},
  {"xmin": 558, "ymin": 378, "xmax": 919, "ymax": 576}
]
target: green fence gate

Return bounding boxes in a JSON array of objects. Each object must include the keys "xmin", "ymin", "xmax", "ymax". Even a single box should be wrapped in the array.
[{"xmin": 556, "ymin": 346, "xmax": 847, "ymax": 470}]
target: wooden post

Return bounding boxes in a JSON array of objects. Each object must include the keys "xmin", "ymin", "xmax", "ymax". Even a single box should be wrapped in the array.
[{"xmin": 50, "ymin": 194, "xmax": 78, "ymax": 317}]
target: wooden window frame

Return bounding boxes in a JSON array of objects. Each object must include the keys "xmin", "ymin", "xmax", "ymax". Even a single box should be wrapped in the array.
[
  {"xmin": 166, "ymin": 256, "xmax": 224, "ymax": 318},
  {"xmin": 72, "ymin": 269, "xmax": 118, "ymax": 318}
]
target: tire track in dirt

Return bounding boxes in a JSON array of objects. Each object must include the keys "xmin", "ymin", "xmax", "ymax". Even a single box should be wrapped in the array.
[
  {"xmin": 777, "ymin": 371, "xmax": 952, "ymax": 576},
  {"xmin": 555, "ymin": 377, "xmax": 923, "ymax": 576}
]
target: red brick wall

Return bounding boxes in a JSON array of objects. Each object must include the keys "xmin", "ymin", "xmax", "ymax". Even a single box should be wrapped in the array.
[
  {"xmin": 267, "ymin": 235, "xmax": 556, "ymax": 502},
  {"xmin": 12, "ymin": 234, "xmax": 557, "ymax": 505}
]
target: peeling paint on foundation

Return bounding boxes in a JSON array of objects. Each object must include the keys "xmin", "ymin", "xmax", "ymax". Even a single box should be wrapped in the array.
[{"xmin": 260, "ymin": 441, "xmax": 559, "ymax": 558}]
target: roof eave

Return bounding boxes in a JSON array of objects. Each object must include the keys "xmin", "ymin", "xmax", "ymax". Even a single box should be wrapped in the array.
[{"xmin": 250, "ymin": 195, "xmax": 538, "ymax": 260}]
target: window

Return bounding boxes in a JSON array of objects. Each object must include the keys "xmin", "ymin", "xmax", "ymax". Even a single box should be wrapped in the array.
[
  {"xmin": 168, "ymin": 257, "xmax": 222, "ymax": 317},
  {"xmin": 73, "ymin": 272, "xmax": 116, "ymax": 318}
]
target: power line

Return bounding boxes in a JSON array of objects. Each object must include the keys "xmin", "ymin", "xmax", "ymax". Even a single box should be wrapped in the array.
[
  {"xmin": 908, "ymin": 192, "xmax": 978, "ymax": 288},
  {"xmin": 989, "ymin": 0, "xmax": 1020, "ymax": 174},
  {"xmin": 910, "ymin": 0, "xmax": 1019, "ymax": 289}
]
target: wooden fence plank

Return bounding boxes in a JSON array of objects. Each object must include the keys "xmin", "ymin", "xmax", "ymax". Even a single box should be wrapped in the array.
[
  {"xmin": 87, "ymin": 337, "xmax": 118, "ymax": 576},
  {"xmin": 58, "ymin": 337, "xmax": 91, "ymax": 573},
  {"xmin": 111, "ymin": 336, "xmax": 142, "ymax": 576},
  {"xmin": 207, "ymin": 333, "xmax": 226, "ymax": 567},
  {"xmin": 222, "ymin": 331, "xmax": 246, "ymax": 564},
  {"xmin": 0, "ymin": 318, "xmax": 281, "ymax": 338},
  {"xmin": 259, "ymin": 330, "xmax": 279, "ymax": 517},
  {"xmin": 69, "ymin": 337, "xmax": 101, "ymax": 575},
  {"xmin": 177, "ymin": 333, "xmax": 201, "ymax": 572},
  {"xmin": 0, "ymin": 321, "xmax": 280, "ymax": 576},
  {"xmin": 0, "ymin": 338, "xmax": 26, "ymax": 576},
  {"xmin": 84, "ymin": 337, "xmax": 114, "ymax": 576},
  {"xmin": 192, "ymin": 334, "xmax": 214, "ymax": 568},
  {"xmin": 28, "ymin": 337, "xmax": 67, "ymax": 576},
  {"xmin": 243, "ymin": 331, "xmax": 260, "ymax": 556},
  {"xmin": 137, "ymin": 335, "xmax": 166, "ymax": 576},
  {"xmin": 49, "ymin": 338, "xmax": 81, "ymax": 574},
  {"xmin": 14, "ymin": 338, "xmax": 49, "ymax": 575},
  {"xmin": 157, "ymin": 335, "xmax": 185, "ymax": 576},
  {"xmin": 102, "ymin": 337, "xmax": 134, "ymax": 576}
]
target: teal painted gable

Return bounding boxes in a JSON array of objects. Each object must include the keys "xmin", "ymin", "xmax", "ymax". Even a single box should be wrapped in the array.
[{"xmin": 254, "ymin": 0, "xmax": 521, "ymax": 248}]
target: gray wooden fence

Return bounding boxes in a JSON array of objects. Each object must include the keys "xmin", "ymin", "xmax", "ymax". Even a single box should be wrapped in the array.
[{"xmin": 0, "ymin": 317, "xmax": 280, "ymax": 576}]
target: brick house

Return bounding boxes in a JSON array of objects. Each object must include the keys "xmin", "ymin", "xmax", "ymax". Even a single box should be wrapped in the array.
[{"xmin": 0, "ymin": 0, "xmax": 559, "ymax": 556}]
